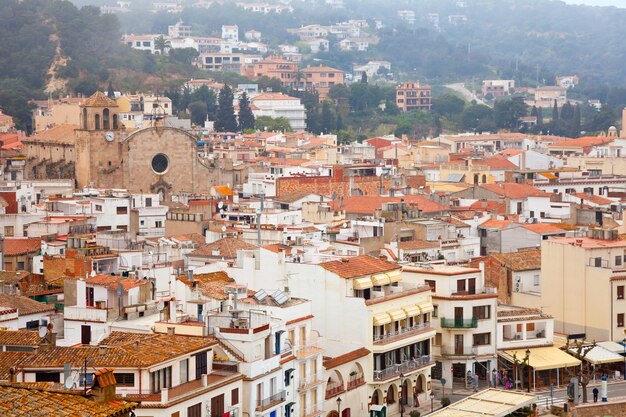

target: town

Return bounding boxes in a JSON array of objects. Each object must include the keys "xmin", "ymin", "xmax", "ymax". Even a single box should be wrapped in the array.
[{"xmin": 1, "ymin": 0, "xmax": 626, "ymax": 417}]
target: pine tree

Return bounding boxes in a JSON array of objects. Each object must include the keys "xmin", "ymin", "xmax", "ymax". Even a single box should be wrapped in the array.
[
  {"xmin": 237, "ymin": 92, "xmax": 255, "ymax": 131},
  {"xmin": 320, "ymin": 101, "xmax": 334, "ymax": 133},
  {"xmin": 572, "ymin": 104, "xmax": 581, "ymax": 137},
  {"xmin": 537, "ymin": 107, "xmax": 543, "ymax": 127},
  {"xmin": 336, "ymin": 113, "xmax": 344, "ymax": 131},
  {"xmin": 360, "ymin": 72, "xmax": 368, "ymax": 84},
  {"xmin": 107, "ymin": 81, "xmax": 115, "ymax": 99},
  {"xmin": 552, "ymin": 99, "xmax": 559, "ymax": 121},
  {"xmin": 215, "ymin": 85, "xmax": 238, "ymax": 132}
]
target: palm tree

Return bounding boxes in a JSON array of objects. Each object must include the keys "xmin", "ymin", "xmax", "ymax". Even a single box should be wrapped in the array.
[{"xmin": 154, "ymin": 35, "xmax": 171, "ymax": 55}]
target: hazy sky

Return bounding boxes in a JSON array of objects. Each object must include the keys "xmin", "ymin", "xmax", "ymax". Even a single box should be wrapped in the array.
[{"xmin": 561, "ymin": 0, "xmax": 625, "ymax": 7}]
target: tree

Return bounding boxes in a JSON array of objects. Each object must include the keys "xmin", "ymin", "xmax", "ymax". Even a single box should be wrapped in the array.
[
  {"xmin": 215, "ymin": 85, "xmax": 238, "ymax": 132},
  {"xmin": 552, "ymin": 100, "xmax": 559, "ymax": 122},
  {"xmin": 494, "ymin": 96, "xmax": 528, "ymax": 130},
  {"xmin": 461, "ymin": 104, "xmax": 495, "ymax": 133},
  {"xmin": 168, "ymin": 47, "xmax": 199, "ymax": 66},
  {"xmin": 154, "ymin": 35, "xmax": 171, "ymax": 55},
  {"xmin": 72, "ymin": 76, "xmax": 99, "ymax": 97},
  {"xmin": 432, "ymin": 94, "xmax": 465, "ymax": 118},
  {"xmin": 591, "ymin": 105, "xmax": 616, "ymax": 133},
  {"xmin": 565, "ymin": 339, "xmax": 595, "ymax": 403},
  {"xmin": 360, "ymin": 72, "xmax": 368, "ymax": 84},
  {"xmin": 320, "ymin": 101, "xmax": 335, "ymax": 133},
  {"xmin": 188, "ymin": 101, "xmax": 208, "ymax": 126},
  {"xmin": 238, "ymin": 92, "xmax": 255, "ymax": 131},
  {"xmin": 107, "ymin": 81, "xmax": 115, "ymax": 99},
  {"xmin": 255, "ymin": 116, "xmax": 292, "ymax": 132}
]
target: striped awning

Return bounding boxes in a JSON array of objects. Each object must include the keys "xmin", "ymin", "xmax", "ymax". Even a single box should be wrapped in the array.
[
  {"xmin": 387, "ymin": 270, "xmax": 402, "ymax": 283},
  {"xmin": 417, "ymin": 301, "xmax": 434, "ymax": 314},
  {"xmin": 353, "ymin": 277, "xmax": 373, "ymax": 290},
  {"xmin": 372, "ymin": 273, "xmax": 391, "ymax": 286},
  {"xmin": 373, "ymin": 312, "xmax": 392, "ymax": 326},
  {"xmin": 388, "ymin": 309, "xmax": 407, "ymax": 321},
  {"xmin": 402, "ymin": 304, "xmax": 421, "ymax": 317}
]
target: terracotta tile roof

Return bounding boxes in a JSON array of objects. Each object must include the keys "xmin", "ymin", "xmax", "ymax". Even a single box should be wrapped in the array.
[
  {"xmin": 399, "ymin": 240, "xmax": 439, "ymax": 251},
  {"xmin": 480, "ymin": 157, "xmax": 519, "ymax": 170},
  {"xmin": 338, "ymin": 195, "xmax": 447, "ymax": 215},
  {"xmin": 3, "ymin": 238, "xmax": 41, "ymax": 257},
  {"xmin": 549, "ymin": 136, "xmax": 614, "ymax": 149},
  {"xmin": 82, "ymin": 91, "xmax": 118, "ymax": 108},
  {"xmin": 19, "ymin": 332, "xmax": 217, "ymax": 369},
  {"xmin": 262, "ymin": 243, "xmax": 291, "ymax": 253},
  {"xmin": 252, "ymin": 92, "xmax": 299, "ymax": 101},
  {"xmin": 323, "ymin": 347, "xmax": 370, "ymax": 369},
  {"xmin": 481, "ymin": 183, "xmax": 549, "ymax": 199},
  {"xmin": 25, "ymin": 124, "xmax": 77, "ymax": 145},
  {"xmin": 320, "ymin": 255, "xmax": 400, "ymax": 279},
  {"xmin": 188, "ymin": 237, "xmax": 257, "ymax": 259},
  {"xmin": 85, "ymin": 275, "xmax": 148, "ymax": 291},
  {"xmin": 572, "ymin": 193, "xmax": 613, "ymax": 206},
  {"xmin": 302, "ymin": 65, "xmax": 343, "ymax": 74},
  {"xmin": 275, "ymin": 191, "xmax": 325, "ymax": 203},
  {"xmin": 178, "ymin": 271, "xmax": 237, "ymax": 300},
  {"xmin": 0, "ymin": 330, "xmax": 41, "ymax": 347},
  {"xmin": 521, "ymin": 223, "xmax": 566, "ymax": 234},
  {"xmin": 0, "ymin": 352, "xmax": 32, "ymax": 380},
  {"xmin": 491, "ymin": 249, "xmax": 541, "ymax": 271},
  {"xmin": 468, "ymin": 200, "xmax": 507, "ymax": 213},
  {"xmin": 0, "ymin": 383, "xmax": 137, "ymax": 416},
  {"xmin": 479, "ymin": 219, "xmax": 515, "ymax": 230},
  {"xmin": 0, "ymin": 294, "xmax": 54, "ymax": 316},
  {"xmin": 363, "ymin": 137, "xmax": 395, "ymax": 149}
]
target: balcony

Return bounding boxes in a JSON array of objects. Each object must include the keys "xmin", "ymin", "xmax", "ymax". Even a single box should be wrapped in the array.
[
  {"xmin": 295, "ymin": 341, "xmax": 323, "ymax": 359},
  {"xmin": 64, "ymin": 305, "xmax": 110, "ymax": 322},
  {"xmin": 373, "ymin": 322, "xmax": 433, "ymax": 345},
  {"xmin": 325, "ymin": 380, "xmax": 345, "ymax": 399},
  {"xmin": 303, "ymin": 402, "xmax": 324, "ymax": 417},
  {"xmin": 440, "ymin": 346, "xmax": 478, "ymax": 357},
  {"xmin": 364, "ymin": 284, "xmax": 431, "ymax": 306},
  {"xmin": 299, "ymin": 372, "xmax": 324, "ymax": 391},
  {"xmin": 440, "ymin": 317, "xmax": 478, "ymax": 329},
  {"xmin": 256, "ymin": 390, "xmax": 286, "ymax": 412},
  {"xmin": 213, "ymin": 360, "xmax": 239, "ymax": 373},
  {"xmin": 347, "ymin": 373, "xmax": 365, "ymax": 390},
  {"xmin": 373, "ymin": 356, "xmax": 432, "ymax": 381}
]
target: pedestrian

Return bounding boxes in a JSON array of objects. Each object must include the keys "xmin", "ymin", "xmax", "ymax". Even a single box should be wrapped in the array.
[{"xmin": 593, "ymin": 387, "xmax": 599, "ymax": 402}]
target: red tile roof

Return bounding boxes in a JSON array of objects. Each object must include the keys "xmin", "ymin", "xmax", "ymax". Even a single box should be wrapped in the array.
[
  {"xmin": 521, "ymin": 223, "xmax": 567, "ymax": 234},
  {"xmin": 3, "ymin": 238, "xmax": 41, "ymax": 256},
  {"xmin": 572, "ymin": 193, "xmax": 613, "ymax": 206},
  {"xmin": 188, "ymin": 237, "xmax": 258, "ymax": 259},
  {"xmin": 399, "ymin": 240, "xmax": 440, "ymax": 250},
  {"xmin": 480, "ymin": 219, "xmax": 515, "ymax": 230},
  {"xmin": 323, "ymin": 347, "xmax": 370, "ymax": 369},
  {"xmin": 481, "ymin": 183, "xmax": 549, "ymax": 199},
  {"xmin": 84, "ymin": 275, "xmax": 148, "ymax": 291},
  {"xmin": 0, "ymin": 294, "xmax": 54, "ymax": 315},
  {"xmin": 338, "ymin": 195, "xmax": 447, "ymax": 215},
  {"xmin": 320, "ymin": 255, "xmax": 399, "ymax": 279},
  {"xmin": 549, "ymin": 136, "xmax": 614, "ymax": 149}
]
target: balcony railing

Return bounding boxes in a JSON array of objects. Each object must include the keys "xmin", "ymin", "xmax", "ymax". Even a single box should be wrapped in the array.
[
  {"xmin": 364, "ymin": 284, "xmax": 431, "ymax": 306},
  {"xmin": 347, "ymin": 374, "xmax": 365, "ymax": 390},
  {"xmin": 299, "ymin": 372, "xmax": 324, "ymax": 391},
  {"xmin": 256, "ymin": 390, "xmax": 286, "ymax": 411},
  {"xmin": 303, "ymin": 402, "xmax": 324, "ymax": 417},
  {"xmin": 212, "ymin": 360, "xmax": 239, "ymax": 373},
  {"xmin": 295, "ymin": 341, "xmax": 323, "ymax": 359},
  {"xmin": 373, "ymin": 356, "xmax": 432, "ymax": 381},
  {"xmin": 440, "ymin": 346, "xmax": 478, "ymax": 357},
  {"xmin": 64, "ymin": 305, "xmax": 110, "ymax": 322},
  {"xmin": 325, "ymin": 380, "xmax": 345, "ymax": 399},
  {"xmin": 373, "ymin": 322, "xmax": 432, "ymax": 345},
  {"xmin": 440, "ymin": 317, "xmax": 478, "ymax": 329}
]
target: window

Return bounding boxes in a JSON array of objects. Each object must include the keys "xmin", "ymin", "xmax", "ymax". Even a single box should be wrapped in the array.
[
  {"xmin": 3, "ymin": 226, "xmax": 14, "ymax": 237},
  {"xmin": 35, "ymin": 372, "xmax": 60, "ymax": 382},
  {"xmin": 526, "ymin": 323, "xmax": 535, "ymax": 331},
  {"xmin": 618, "ymin": 286, "xmax": 624, "ymax": 300},
  {"xmin": 95, "ymin": 204, "xmax": 103, "ymax": 212},
  {"xmin": 155, "ymin": 221, "xmax": 163, "ymax": 228},
  {"xmin": 533, "ymin": 275, "xmax": 540, "ymax": 286},
  {"xmin": 114, "ymin": 373, "xmax": 135, "ymax": 387},
  {"xmin": 432, "ymin": 305, "xmax": 438, "ymax": 318},
  {"xmin": 434, "ymin": 333, "xmax": 442, "ymax": 346},
  {"xmin": 231, "ymin": 388, "xmax": 239, "ymax": 405},
  {"xmin": 195, "ymin": 350, "xmax": 208, "ymax": 379},
  {"xmin": 151, "ymin": 153, "xmax": 169, "ymax": 174},
  {"xmin": 473, "ymin": 332, "xmax": 491, "ymax": 346},
  {"xmin": 145, "ymin": 198, "xmax": 152, "ymax": 207},
  {"xmin": 26, "ymin": 320, "xmax": 39, "ymax": 330},
  {"xmin": 188, "ymin": 403, "xmax": 202, "ymax": 417},
  {"xmin": 17, "ymin": 261, "xmax": 25, "ymax": 270},
  {"xmin": 151, "ymin": 366, "xmax": 172, "ymax": 393},
  {"xmin": 618, "ymin": 313, "xmax": 624, "ymax": 327},
  {"xmin": 180, "ymin": 359, "xmax": 188, "ymax": 384},
  {"xmin": 616, "ymin": 256, "xmax": 623, "ymax": 267},
  {"xmin": 116, "ymin": 206, "xmax": 128, "ymax": 215},
  {"xmin": 425, "ymin": 280, "xmax": 436, "ymax": 292},
  {"xmin": 472, "ymin": 305, "xmax": 491, "ymax": 320}
]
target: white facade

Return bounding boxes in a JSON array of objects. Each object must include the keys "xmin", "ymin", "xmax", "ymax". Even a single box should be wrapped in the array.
[{"xmin": 250, "ymin": 94, "xmax": 307, "ymax": 131}]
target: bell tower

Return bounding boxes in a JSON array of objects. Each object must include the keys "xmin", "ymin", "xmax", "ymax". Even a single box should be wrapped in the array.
[{"xmin": 79, "ymin": 91, "xmax": 120, "ymax": 131}]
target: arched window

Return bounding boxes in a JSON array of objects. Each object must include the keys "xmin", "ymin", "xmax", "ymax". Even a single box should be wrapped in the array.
[
  {"xmin": 112, "ymin": 114, "xmax": 118, "ymax": 129},
  {"xmin": 473, "ymin": 174, "xmax": 479, "ymax": 185},
  {"xmin": 95, "ymin": 114, "xmax": 100, "ymax": 130},
  {"xmin": 82, "ymin": 108, "xmax": 88, "ymax": 129},
  {"xmin": 482, "ymin": 174, "xmax": 487, "ymax": 183},
  {"xmin": 103, "ymin": 108, "xmax": 110, "ymax": 130}
]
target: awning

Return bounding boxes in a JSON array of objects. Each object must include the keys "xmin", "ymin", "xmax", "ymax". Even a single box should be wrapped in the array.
[
  {"xmin": 370, "ymin": 405, "xmax": 386, "ymax": 412},
  {"xmin": 446, "ymin": 173, "xmax": 465, "ymax": 183},
  {"xmin": 569, "ymin": 345, "xmax": 624, "ymax": 365},
  {"xmin": 428, "ymin": 388, "xmax": 536, "ymax": 417},
  {"xmin": 388, "ymin": 309, "xmax": 406, "ymax": 321},
  {"xmin": 373, "ymin": 312, "xmax": 391, "ymax": 326},
  {"xmin": 372, "ymin": 273, "xmax": 391, "ymax": 286},
  {"xmin": 387, "ymin": 270, "xmax": 402, "ymax": 283},
  {"xmin": 402, "ymin": 304, "xmax": 421, "ymax": 317},
  {"xmin": 540, "ymin": 172, "xmax": 557, "ymax": 180},
  {"xmin": 500, "ymin": 346, "xmax": 581, "ymax": 371},
  {"xmin": 417, "ymin": 301, "xmax": 434, "ymax": 314},
  {"xmin": 353, "ymin": 277, "xmax": 373, "ymax": 290},
  {"xmin": 597, "ymin": 341, "xmax": 626, "ymax": 355}
]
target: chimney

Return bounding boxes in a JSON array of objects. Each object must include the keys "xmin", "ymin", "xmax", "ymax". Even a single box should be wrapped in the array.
[
  {"xmin": 89, "ymin": 368, "xmax": 117, "ymax": 403},
  {"xmin": 99, "ymin": 345, "xmax": 107, "ymax": 355},
  {"xmin": 167, "ymin": 326, "xmax": 176, "ymax": 335},
  {"xmin": 8, "ymin": 367, "xmax": 18, "ymax": 384}
]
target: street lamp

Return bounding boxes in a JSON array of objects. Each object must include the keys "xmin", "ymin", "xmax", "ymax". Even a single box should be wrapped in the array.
[
  {"xmin": 430, "ymin": 392, "xmax": 435, "ymax": 413},
  {"xmin": 525, "ymin": 349, "xmax": 531, "ymax": 393},
  {"xmin": 336, "ymin": 397, "xmax": 342, "ymax": 416}
]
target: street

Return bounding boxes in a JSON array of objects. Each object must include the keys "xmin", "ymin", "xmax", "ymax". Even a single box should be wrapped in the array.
[{"xmin": 445, "ymin": 82, "xmax": 491, "ymax": 107}]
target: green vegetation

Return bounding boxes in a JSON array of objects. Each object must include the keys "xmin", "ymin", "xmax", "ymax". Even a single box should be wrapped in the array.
[
  {"xmin": 237, "ymin": 92, "xmax": 255, "ymax": 131},
  {"xmin": 255, "ymin": 116, "xmax": 293, "ymax": 132},
  {"xmin": 215, "ymin": 84, "xmax": 238, "ymax": 132}
]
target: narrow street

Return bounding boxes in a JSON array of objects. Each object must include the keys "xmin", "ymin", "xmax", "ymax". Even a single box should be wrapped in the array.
[{"xmin": 445, "ymin": 82, "xmax": 491, "ymax": 107}]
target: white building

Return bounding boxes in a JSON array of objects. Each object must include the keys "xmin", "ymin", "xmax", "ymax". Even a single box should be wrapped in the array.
[
  {"xmin": 222, "ymin": 25, "xmax": 239, "ymax": 42},
  {"xmin": 250, "ymin": 93, "xmax": 307, "ymax": 131}
]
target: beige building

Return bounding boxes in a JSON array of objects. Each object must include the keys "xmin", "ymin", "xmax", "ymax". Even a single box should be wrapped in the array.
[
  {"xmin": 395, "ymin": 82, "xmax": 432, "ymax": 112},
  {"xmin": 32, "ymin": 98, "xmax": 84, "ymax": 132},
  {"xmin": 299, "ymin": 65, "xmax": 345, "ymax": 99},
  {"xmin": 541, "ymin": 236, "xmax": 626, "ymax": 342}
]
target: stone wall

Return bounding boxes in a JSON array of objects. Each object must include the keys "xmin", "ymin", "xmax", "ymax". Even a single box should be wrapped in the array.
[{"xmin": 572, "ymin": 398, "xmax": 626, "ymax": 417}]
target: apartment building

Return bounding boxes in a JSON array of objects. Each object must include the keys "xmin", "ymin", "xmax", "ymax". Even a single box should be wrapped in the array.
[
  {"xmin": 402, "ymin": 264, "xmax": 498, "ymax": 389},
  {"xmin": 481, "ymin": 80, "xmax": 515, "ymax": 98},
  {"xmin": 541, "ymin": 235, "xmax": 626, "ymax": 342},
  {"xmin": 300, "ymin": 65, "xmax": 345, "ymax": 99},
  {"xmin": 395, "ymin": 82, "xmax": 432, "ymax": 112},
  {"xmin": 250, "ymin": 93, "xmax": 307, "ymax": 131},
  {"xmin": 248, "ymin": 56, "xmax": 298, "ymax": 88}
]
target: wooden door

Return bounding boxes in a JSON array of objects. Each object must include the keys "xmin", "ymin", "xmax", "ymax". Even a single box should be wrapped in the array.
[{"xmin": 211, "ymin": 393, "xmax": 224, "ymax": 417}]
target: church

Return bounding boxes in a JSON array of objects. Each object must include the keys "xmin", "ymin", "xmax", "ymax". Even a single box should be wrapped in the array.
[{"xmin": 25, "ymin": 92, "xmax": 220, "ymax": 199}]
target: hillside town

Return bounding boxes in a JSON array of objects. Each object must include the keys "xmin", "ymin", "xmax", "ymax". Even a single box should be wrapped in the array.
[{"xmin": 2, "ymin": 0, "xmax": 626, "ymax": 417}]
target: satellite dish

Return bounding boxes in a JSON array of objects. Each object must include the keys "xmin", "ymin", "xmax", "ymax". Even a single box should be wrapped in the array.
[
  {"xmin": 64, "ymin": 374, "xmax": 77, "ymax": 390},
  {"xmin": 38, "ymin": 326, "xmax": 48, "ymax": 338},
  {"xmin": 47, "ymin": 322, "xmax": 54, "ymax": 331},
  {"xmin": 90, "ymin": 270, "xmax": 96, "ymax": 277},
  {"xmin": 218, "ymin": 201, "xmax": 224, "ymax": 209},
  {"xmin": 221, "ymin": 225, "xmax": 227, "ymax": 232},
  {"xmin": 157, "ymin": 301, "xmax": 165, "ymax": 311}
]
